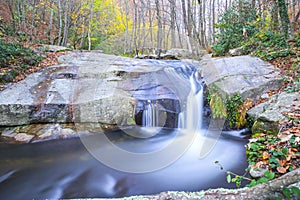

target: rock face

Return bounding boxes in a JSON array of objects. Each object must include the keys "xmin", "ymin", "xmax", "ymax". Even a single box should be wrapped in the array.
[
  {"xmin": 0, "ymin": 51, "xmax": 198, "ymax": 128},
  {"xmin": 200, "ymin": 55, "xmax": 283, "ymax": 100},
  {"xmin": 247, "ymin": 92, "xmax": 300, "ymax": 134}
]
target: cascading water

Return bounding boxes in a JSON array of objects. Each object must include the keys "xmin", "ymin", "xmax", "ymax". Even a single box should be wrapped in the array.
[
  {"xmin": 0, "ymin": 59, "xmax": 249, "ymax": 199},
  {"xmin": 178, "ymin": 71, "xmax": 203, "ymax": 132},
  {"xmin": 142, "ymin": 100, "xmax": 159, "ymax": 127}
]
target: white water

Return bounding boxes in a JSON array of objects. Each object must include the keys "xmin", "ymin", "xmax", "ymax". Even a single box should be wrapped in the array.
[
  {"xmin": 142, "ymin": 100, "xmax": 159, "ymax": 127},
  {"xmin": 141, "ymin": 71, "xmax": 203, "ymax": 131},
  {"xmin": 178, "ymin": 73, "xmax": 203, "ymax": 132}
]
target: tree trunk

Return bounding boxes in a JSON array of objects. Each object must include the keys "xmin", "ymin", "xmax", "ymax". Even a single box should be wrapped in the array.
[
  {"xmin": 181, "ymin": 0, "xmax": 192, "ymax": 52},
  {"xmin": 88, "ymin": 0, "xmax": 94, "ymax": 51},
  {"xmin": 47, "ymin": 0, "xmax": 54, "ymax": 44},
  {"xmin": 272, "ymin": 0, "xmax": 279, "ymax": 32},
  {"xmin": 123, "ymin": 0, "xmax": 130, "ymax": 54},
  {"xmin": 169, "ymin": 0, "xmax": 176, "ymax": 48},
  {"xmin": 277, "ymin": 0, "xmax": 294, "ymax": 39},
  {"xmin": 57, "ymin": 0, "xmax": 63, "ymax": 46},
  {"xmin": 155, "ymin": 0, "xmax": 163, "ymax": 52},
  {"xmin": 62, "ymin": 0, "xmax": 70, "ymax": 47}
]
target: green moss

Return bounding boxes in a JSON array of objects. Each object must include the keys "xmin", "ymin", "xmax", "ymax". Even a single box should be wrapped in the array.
[
  {"xmin": 126, "ymin": 117, "xmax": 136, "ymax": 126},
  {"xmin": 251, "ymin": 120, "xmax": 279, "ymax": 135},
  {"xmin": 208, "ymin": 85, "xmax": 247, "ymax": 129}
]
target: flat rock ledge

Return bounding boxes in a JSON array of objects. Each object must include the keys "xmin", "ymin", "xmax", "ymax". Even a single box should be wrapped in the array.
[
  {"xmin": 113, "ymin": 168, "xmax": 300, "ymax": 200},
  {"xmin": 199, "ymin": 55, "xmax": 283, "ymax": 100}
]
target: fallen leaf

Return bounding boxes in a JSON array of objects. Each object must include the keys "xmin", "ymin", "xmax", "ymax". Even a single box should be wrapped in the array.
[
  {"xmin": 277, "ymin": 166, "xmax": 287, "ymax": 174},
  {"xmin": 262, "ymin": 152, "xmax": 269, "ymax": 160}
]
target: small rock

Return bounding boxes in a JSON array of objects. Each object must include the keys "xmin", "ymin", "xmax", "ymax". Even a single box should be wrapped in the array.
[
  {"xmin": 38, "ymin": 124, "xmax": 62, "ymax": 139},
  {"xmin": 250, "ymin": 166, "xmax": 269, "ymax": 178},
  {"xmin": 1, "ymin": 129, "xmax": 17, "ymax": 138},
  {"xmin": 14, "ymin": 133, "xmax": 34, "ymax": 143},
  {"xmin": 60, "ymin": 128, "xmax": 76, "ymax": 138},
  {"xmin": 229, "ymin": 47, "xmax": 243, "ymax": 56},
  {"xmin": 38, "ymin": 131, "xmax": 53, "ymax": 139},
  {"xmin": 260, "ymin": 93, "xmax": 269, "ymax": 99},
  {"xmin": 42, "ymin": 44, "xmax": 71, "ymax": 52},
  {"xmin": 166, "ymin": 48, "xmax": 193, "ymax": 59}
]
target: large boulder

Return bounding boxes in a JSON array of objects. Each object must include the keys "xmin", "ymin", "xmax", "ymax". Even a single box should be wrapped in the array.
[
  {"xmin": 247, "ymin": 92, "xmax": 300, "ymax": 134},
  {"xmin": 0, "ymin": 51, "xmax": 197, "ymax": 127},
  {"xmin": 199, "ymin": 56, "xmax": 283, "ymax": 100}
]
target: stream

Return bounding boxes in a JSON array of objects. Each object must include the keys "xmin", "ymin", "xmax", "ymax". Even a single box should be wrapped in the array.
[
  {"xmin": 0, "ymin": 56, "xmax": 250, "ymax": 199},
  {"xmin": 0, "ymin": 128, "xmax": 248, "ymax": 199}
]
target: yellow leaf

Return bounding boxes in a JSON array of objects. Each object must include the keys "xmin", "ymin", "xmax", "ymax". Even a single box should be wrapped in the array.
[{"xmin": 262, "ymin": 152, "xmax": 269, "ymax": 160}]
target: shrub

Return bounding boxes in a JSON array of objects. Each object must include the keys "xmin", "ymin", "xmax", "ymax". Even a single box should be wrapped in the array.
[
  {"xmin": 212, "ymin": 0, "xmax": 258, "ymax": 56},
  {"xmin": 0, "ymin": 42, "xmax": 42, "ymax": 69}
]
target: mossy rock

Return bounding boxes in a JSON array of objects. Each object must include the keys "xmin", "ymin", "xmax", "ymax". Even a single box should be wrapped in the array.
[{"xmin": 251, "ymin": 120, "xmax": 279, "ymax": 135}]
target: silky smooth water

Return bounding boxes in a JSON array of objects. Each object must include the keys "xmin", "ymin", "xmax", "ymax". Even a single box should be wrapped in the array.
[
  {"xmin": 0, "ymin": 129, "xmax": 248, "ymax": 199},
  {"xmin": 0, "ymin": 60, "xmax": 249, "ymax": 199}
]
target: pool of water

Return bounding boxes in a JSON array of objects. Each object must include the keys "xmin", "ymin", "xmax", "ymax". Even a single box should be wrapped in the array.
[{"xmin": 0, "ymin": 128, "xmax": 249, "ymax": 199}]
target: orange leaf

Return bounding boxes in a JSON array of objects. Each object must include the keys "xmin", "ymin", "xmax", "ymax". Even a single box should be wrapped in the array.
[{"xmin": 277, "ymin": 166, "xmax": 286, "ymax": 174}]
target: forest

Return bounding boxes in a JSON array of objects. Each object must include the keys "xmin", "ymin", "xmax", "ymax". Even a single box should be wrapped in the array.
[
  {"xmin": 0, "ymin": 0, "xmax": 300, "ymax": 199},
  {"xmin": 0, "ymin": 0, "xmax": 299, "ymax": 55}
]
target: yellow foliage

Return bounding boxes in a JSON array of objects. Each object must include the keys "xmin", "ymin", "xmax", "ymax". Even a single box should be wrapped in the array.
[
  {"xmin": 209, "ymin": 93, "xmax": 227, "ymax": 119},
  {"xmin": 91, "ymin": 0, "xmax": 127, "ymax": 36},
  {"xmin": 236, "ymin": 98, "xmax": 254, "ymax": 128}
]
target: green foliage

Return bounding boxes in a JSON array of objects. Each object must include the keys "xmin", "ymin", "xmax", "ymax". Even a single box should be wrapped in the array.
[
  {"xmin": 266, "ymin": 187, "xmax": 300, "ymax": 200},
  {"xmin": 225, "ymin": 94, "xmax": 244, "ymax": 128},
  {"xmin": 247, "ymin": 171, "xmax": 276, "ymax": 187},
  {"xmin": 208, "ymin": 86, "xmax": 251, "ymax": 129},
  {"xmin": 207, "ymin": 85, "xmax": 227, "ymax": 119},
  {"xmin": 295, "ymin": 33, "xmax": 300, "ymax": 47},
  {"xmin": 0, "ymin": 41, "xmax": 42, "ymax": 83},
  {"xmin": 246, "ymin": 135, "xmax": 282, "ymax": 166},
  {"xmin": 285, "ymin": 81, "xmax": 300, "ymax": 93},
  {"xmin": 243, "ymin": 30, "xmax": 292, "ymax": 61},
  {"xmin": 0, "ymin": 42, "xmax": 42, "ymax": 68},
  {"xmin": 226, "ymin": 172, "xmax": 244, "ymax": 188},
  {"xmin": 212, "ymin": 0, "xmax": 258, "ymax": 56}
]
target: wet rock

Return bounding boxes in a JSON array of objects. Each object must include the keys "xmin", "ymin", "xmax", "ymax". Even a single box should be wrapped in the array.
[
  {"xmin": 199, "ymin": 55, "xmax": 283, "ymax": 100},
  {"xmin": 1, "ymin": 129, "xmax": 17, "ymax": 138},
  {"xmin": 247, "ymin": 92, "xmax": 300, "ymax": 134},
  {"xmin": 37, "ymin": 124, "xmax": 62, "ymax": 140},
  {"xmin": 0, "ymin": 51, "xmax": 198, "ymax": 129},
  {"xmin": 60, "ymin": 128, "xmax": 76, "ymax": 138},
  {"xmin": 250, "ymin": 166, "xmax": 269, "ymax": 178},
  {"xmin": 14, "ymin": 133, "xmax": 34, "ymax": 143}
]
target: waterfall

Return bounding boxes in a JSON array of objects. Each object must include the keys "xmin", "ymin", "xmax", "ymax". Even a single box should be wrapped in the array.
[
  {"xmin": 178, "ymin": 72, "xmax": 203, "ymax": 132},
  {"xmin": 142, "ymin": 100, "xmax": 159, "ymax": 127}
]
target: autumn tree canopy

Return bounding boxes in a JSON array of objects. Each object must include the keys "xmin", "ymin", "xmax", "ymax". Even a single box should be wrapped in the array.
[{"xmin": 0, "ymin": 0, "xmax": 299, "ymax": 55}]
